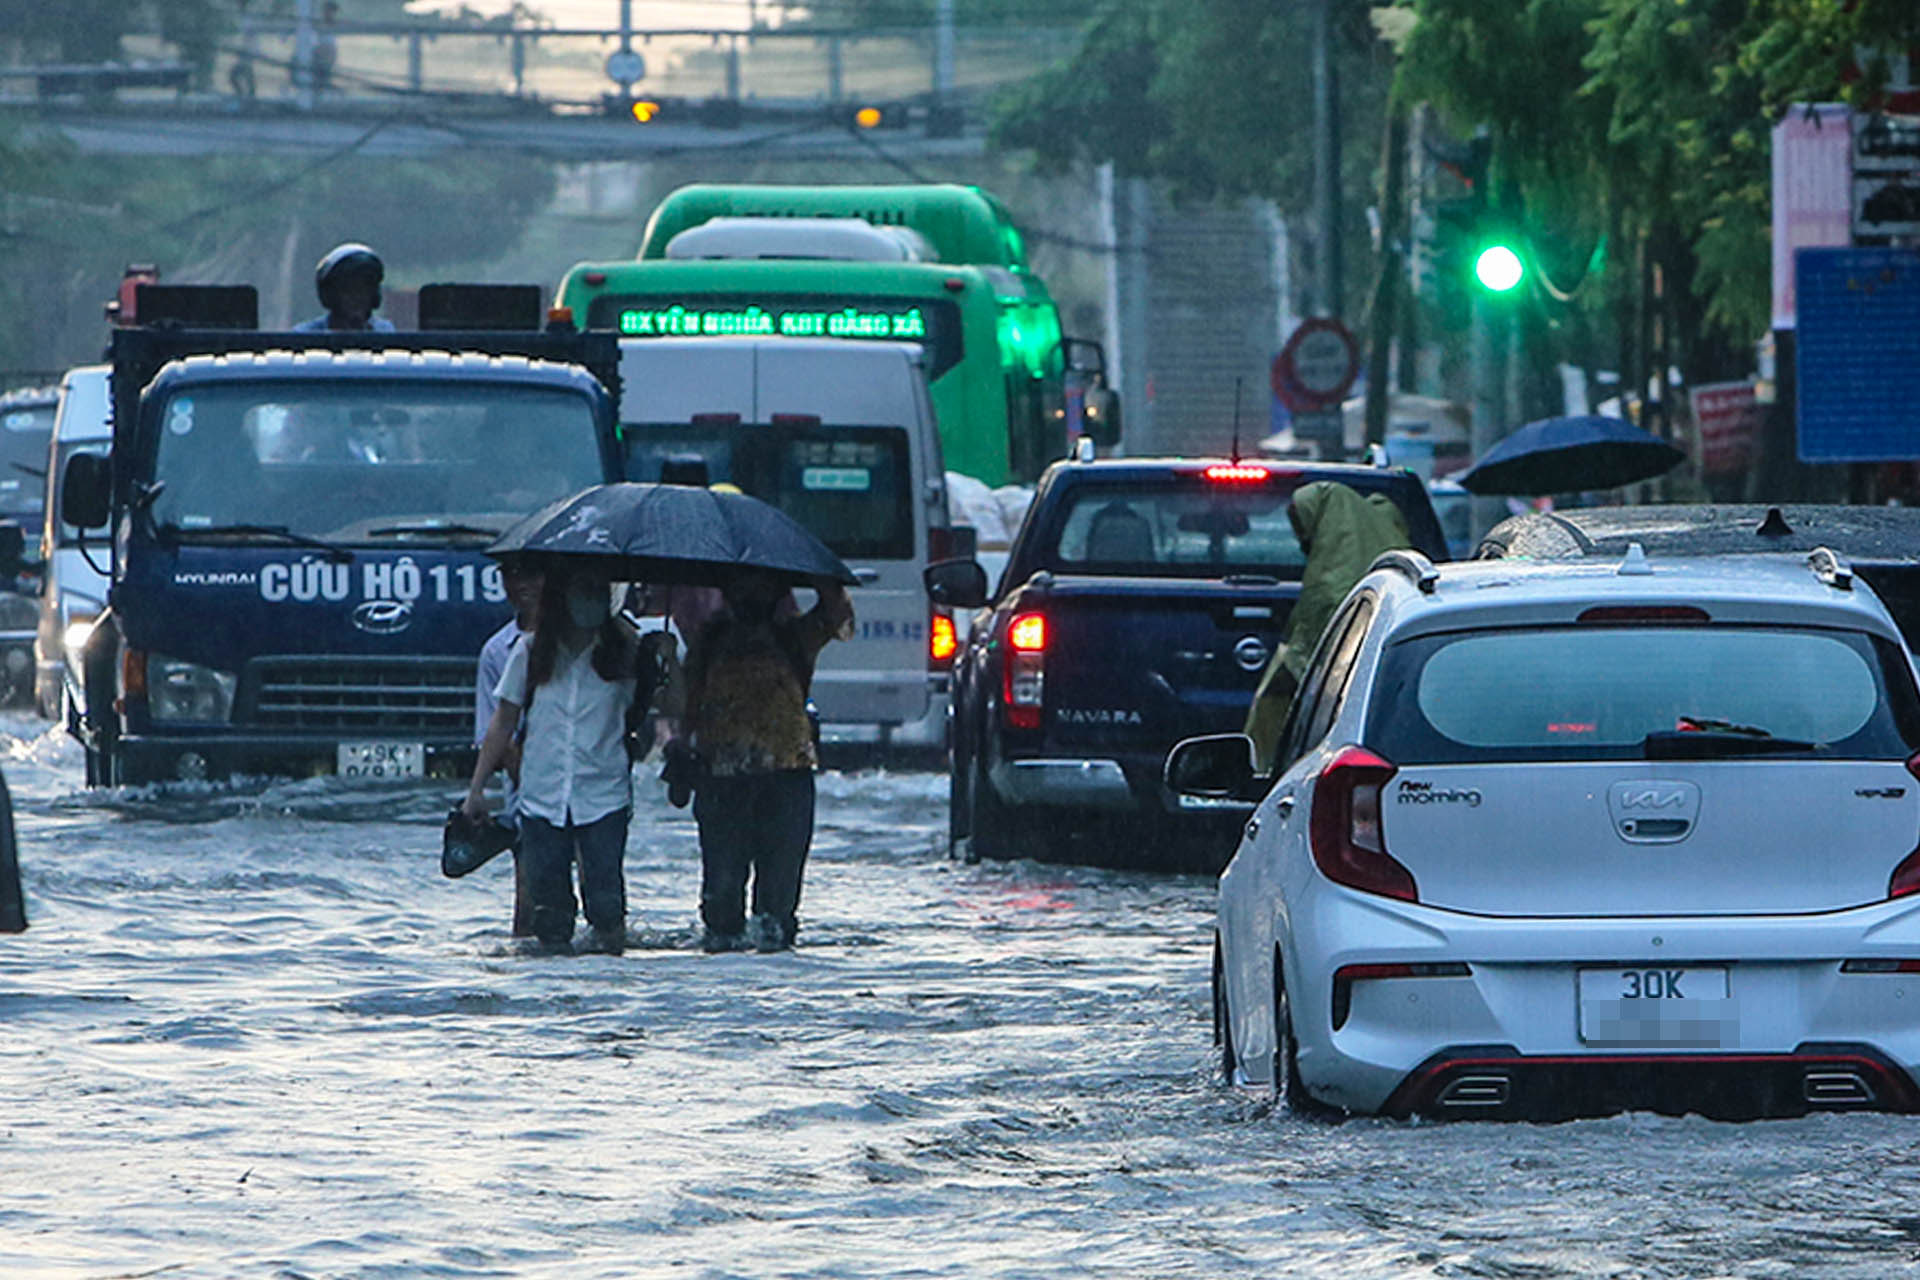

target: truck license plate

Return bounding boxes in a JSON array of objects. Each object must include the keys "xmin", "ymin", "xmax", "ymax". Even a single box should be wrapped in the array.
[
  {"xmin": 337, "ymin": 741, "xmax": 423, "ymax": 780},
  {"xmin": 1578, "ymin": 966, "xmax": 1733, "ymax": 1047}
]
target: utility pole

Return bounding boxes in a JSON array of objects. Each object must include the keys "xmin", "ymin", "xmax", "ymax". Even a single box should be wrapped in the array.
[
  {"xmin": 293, "ymin": 0, "xmax": 315, "ymax": 110},
  {"xmin": 1310, "ymin": 0, "xmax": 1343, "ymax": 318},
  {"xmin": 1363, "ymin": 107, "xmax": 1407, "ymax": 448}
]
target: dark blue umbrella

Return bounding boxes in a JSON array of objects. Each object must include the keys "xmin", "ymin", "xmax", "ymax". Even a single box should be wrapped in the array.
[
  {"xmin": 1457, "ymin": 415, "xmax": 1685, "ymax": 496},
  {"xmin": 488, "ymin": 482, "xmax": 857, "ymax": 587}
]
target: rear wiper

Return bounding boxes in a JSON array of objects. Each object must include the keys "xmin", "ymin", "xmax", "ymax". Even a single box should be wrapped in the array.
[
  {"xmin": 1644, "ymin": 718, "xmax": 1820, "ymax": 759},
  {"xmin": 366, "ymin": 521, "xmax": 501, "ymax": 540},
  {"xmin": 157, "ymin": 522, "xmax": 354, "ymax": 563}
]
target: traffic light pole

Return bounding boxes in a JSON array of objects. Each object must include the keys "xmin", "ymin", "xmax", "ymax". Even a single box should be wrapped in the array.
[
  {"xmin": 1470, "ymin": 289, "xmax": 1507, "ymax": 538},
  {"xmin": 1311, "ymin": 0, "xmax": 1343, "ymax": 319}
]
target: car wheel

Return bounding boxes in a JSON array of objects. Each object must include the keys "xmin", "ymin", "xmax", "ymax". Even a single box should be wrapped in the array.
[
  {"xmin": 1274, "ymin": 956, "xmax": 1335, "ymax": 1118},
  {"xmin": 1213, "ymin": 934, "xmax": 1237, "ymax": 1083},
  {"xmin": 968, "ymin": 758, "xmax": 1024, "ymax": 861},
  {"xmin": 948, "ymin": 747, "xmax": 972, "ymax": 859}
]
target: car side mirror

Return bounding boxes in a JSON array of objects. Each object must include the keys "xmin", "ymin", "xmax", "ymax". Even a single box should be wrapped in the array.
[
  {"xmin": 1165, "ymin": 733, "xmax": 1265, "ymax": 801},
  {"xmin": 924, "ymin": 557, "xmax": 989, "ymax": 609},
  {"xmin": 62, "ymin": 453, "xmax": 110, "ymax": 530}
]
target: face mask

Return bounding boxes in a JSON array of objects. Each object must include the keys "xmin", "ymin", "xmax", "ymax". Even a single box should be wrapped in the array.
[{"xmin": 565, "ymin": 582, "xmax": 611, "ymax": 629}]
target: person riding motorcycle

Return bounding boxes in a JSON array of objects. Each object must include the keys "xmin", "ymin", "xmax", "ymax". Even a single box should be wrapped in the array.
[{"xmin": 294, "ymin": 243, "xmax": 396, "ymax": 333}]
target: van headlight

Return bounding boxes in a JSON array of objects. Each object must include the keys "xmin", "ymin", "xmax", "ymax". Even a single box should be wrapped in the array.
[{"xmin": 146, "ymin": 654, "xmax": 236, "ymax": 724}]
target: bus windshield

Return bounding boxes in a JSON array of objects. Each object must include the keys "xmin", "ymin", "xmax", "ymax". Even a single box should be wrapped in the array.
[
  {"xmin": 147, "ymin": 382, "xmax": 603, "ymax": 542},
  {"xmin": 626, "ymin": 423, "xmax": 913, "ymax": 561},
  {"xmin": 0, "ymin": 402, "xmax": 53, "ymax": 520}
]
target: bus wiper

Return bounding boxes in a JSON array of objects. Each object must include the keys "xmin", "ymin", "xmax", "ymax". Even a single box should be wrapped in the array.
[
  {"xmin": 1644, "ymin": 718, "xmax": 1819, "ymax": 759},
  {"xmin": 158, "ymin": 522, "xmax": 355, "ymax": 563},
  {"xmin": 366, "ymin": 521, "xmax": 501, "ymax": 539}
]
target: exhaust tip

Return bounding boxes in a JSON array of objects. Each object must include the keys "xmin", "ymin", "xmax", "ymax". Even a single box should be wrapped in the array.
[
  {"xmin": 1804, "ymin": 1070, "xmax": 1875, "ymax": 1106},
  {"xmin": 1437, "ymin": 1074, "xmax": 1511, "ymax": 1108}
]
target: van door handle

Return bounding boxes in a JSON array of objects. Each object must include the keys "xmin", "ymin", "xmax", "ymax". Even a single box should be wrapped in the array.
[{"xmin": 850, "ymin": 567, "xmax": 880, "ymax": 584}]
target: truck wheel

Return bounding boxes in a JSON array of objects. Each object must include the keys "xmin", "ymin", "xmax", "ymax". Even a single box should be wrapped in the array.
[
  {"xmin": 968, "ymin": 760, "xmax": 1026, "ymax": 861},
  {"xmin": 947, "ymin": 748, "xmax": 972, "ymax": 859}
]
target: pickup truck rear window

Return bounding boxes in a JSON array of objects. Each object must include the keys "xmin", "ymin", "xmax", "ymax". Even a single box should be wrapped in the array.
[
  {"xmin": 1366, "ymin": 625, "xmax": 1920, "ymax": 763},
  {"xmin": 1039, "ymin": 479, "xmax": 1307, "ymax": 577},
  {"xmin": 626, "ymin": 423, "xmax": 913, "ymax": 561}
]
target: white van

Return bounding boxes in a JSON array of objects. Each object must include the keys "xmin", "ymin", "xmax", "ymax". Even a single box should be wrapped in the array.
[
  {"xmin": 35, "ymin": 365, "xmax": 112, "ymax": 721},
  {"xmin": 617, "ymin": 337, "xmax": 954, "ymax": 749}
]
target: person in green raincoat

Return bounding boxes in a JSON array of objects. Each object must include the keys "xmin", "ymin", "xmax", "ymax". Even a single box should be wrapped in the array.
[{"xmin": 1243, "ymin": 481, "xmax": 1411, "ymax": 771}]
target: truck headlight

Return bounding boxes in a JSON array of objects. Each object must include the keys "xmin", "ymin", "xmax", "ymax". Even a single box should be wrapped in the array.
[
  {"xmin": 146, "ymin": 654, "xmax": 236, "ymax": 724},
  {"xmin": 63, "ymin": 615, "xmax": 96, "ymax": 660}
]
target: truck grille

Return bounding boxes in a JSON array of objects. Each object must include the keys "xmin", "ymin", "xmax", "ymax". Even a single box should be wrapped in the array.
[{"xmin": 245, "ymin": 657, "xmax": 474, "ymax": 737}]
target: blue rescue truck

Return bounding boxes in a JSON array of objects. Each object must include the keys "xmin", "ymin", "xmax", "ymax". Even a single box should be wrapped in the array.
[{"xmin": 56, "ymin": 285, "xmax": 622, "ymax": 786}]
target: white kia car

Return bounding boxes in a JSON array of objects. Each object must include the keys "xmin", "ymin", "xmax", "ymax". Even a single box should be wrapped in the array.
[{"xmin": 1171, "ymin": 545, "xmax": 1920, "ymax": 1119}]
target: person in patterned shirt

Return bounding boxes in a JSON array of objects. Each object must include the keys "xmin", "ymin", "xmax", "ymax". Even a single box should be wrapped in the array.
[{"xmin": 684, "ymin": 570, "xmax": 854, "ymax": 953}]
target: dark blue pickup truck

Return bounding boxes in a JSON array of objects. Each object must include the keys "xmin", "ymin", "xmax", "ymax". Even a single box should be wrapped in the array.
[{"xmin": 928, "ymin": 457, "xmax": 1447, "ymax": 871}]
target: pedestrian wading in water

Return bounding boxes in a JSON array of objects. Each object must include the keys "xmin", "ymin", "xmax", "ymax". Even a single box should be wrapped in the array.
[
  {"xmin": 464, "ymin": 565, "xmax": 667, "ymax": 955},
  {"xmin": 682, "ymin": 570, "xmax": 853, "ymax": 953}
]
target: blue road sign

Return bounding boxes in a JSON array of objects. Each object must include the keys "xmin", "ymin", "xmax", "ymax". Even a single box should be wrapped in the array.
[{"xmin": 1796, "ymin": 247, "xmax": 1920, "ymax": 462}]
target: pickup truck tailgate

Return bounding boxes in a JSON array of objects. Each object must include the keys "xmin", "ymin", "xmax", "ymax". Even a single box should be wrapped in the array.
[{"xmin": 1037, "ymin": 577, "xmax": 1296, "ymax": 747}]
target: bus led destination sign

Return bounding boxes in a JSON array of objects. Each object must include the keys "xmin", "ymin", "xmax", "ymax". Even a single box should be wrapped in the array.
[{"xmin": 619, "ymin": 304, "xmax": 929, "ymax": 340}]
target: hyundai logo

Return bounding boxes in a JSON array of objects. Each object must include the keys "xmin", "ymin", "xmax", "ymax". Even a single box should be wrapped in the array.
[
  {"xmin": 352, "ymin": 599, "xmax": 413, "ymax": 635},
  {"xmin": 1233, "ymin": 634, "xmax": 1271, "ymax": 672}
]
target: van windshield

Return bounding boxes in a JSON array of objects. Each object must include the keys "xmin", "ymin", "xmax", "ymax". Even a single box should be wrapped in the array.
[
  {"xmin": 1368, "ymin": 625, "xmax": 1920, "ymax": 763},
  {"xmin": 0, "ymin": 401, "xmax": 53, "ymax": 520},
  {"xmin": 626, "ymin": 423, "xmax": 913, "ymax": 561},
  {"xmin": 147, "ymin": 381, "xmax": 603, "ymax": 542}
]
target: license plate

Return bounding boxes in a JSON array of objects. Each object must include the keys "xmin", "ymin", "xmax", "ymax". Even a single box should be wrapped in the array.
[
  {"xmin": 1578, "ymin": 966, "xmax": 1734, "ymax": 1048},
  {"xmin": 337, "ymin": 741, "xmax": 423, "ymax": 780}
]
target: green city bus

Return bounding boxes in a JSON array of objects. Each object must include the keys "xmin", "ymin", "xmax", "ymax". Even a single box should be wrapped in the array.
[
  {"xmin": 555, "ymin": 257, "xmax": 1068, "ymax": 485},
  {"xmin": 559, "ymin": 182, "xmax": 1121, "ymax": 485}
]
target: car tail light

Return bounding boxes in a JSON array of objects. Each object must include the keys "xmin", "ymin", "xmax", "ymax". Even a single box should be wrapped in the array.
[
  {"xmin": 930, "ymin": 610, "xmax": 957, "ymax": 668},
  {"xmin": 1203, "ymin": 464, "xmax": 1272, "ymax": 483},
  {"xmin": 1309, "ymin": 746, "xmax": 1417, "ymax": 901},
  {"xmin": 1841, "ymin": 959, "xmax": 1920, "ymax": 973},
  {"xmin": 122, "ymin": 648, "xmax": 147, "ymax": 701},
  {"xmin": 1331, "ymin": 961, "xmax": 1470, "ymax": 1029},
  {"xmin": 1002, "ymin": 611, "xmax": 1046, "ymax": 730},
  {"xmin": 1577, "ymin": 606, "xmax": 1710, "ymax": 623},
  {"xmin": 1890, "ymin": 753, "xmax": 1920, "ymax": 898}
]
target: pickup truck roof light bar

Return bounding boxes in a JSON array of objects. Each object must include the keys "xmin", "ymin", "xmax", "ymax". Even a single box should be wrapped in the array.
[
  {"xmin": 1371, "ymin": 548, "xmax": 1439, "ymax": 594},
  {"xmin": 1808, "ymin": 546, "xmax": 1853, "ymax": 590}
]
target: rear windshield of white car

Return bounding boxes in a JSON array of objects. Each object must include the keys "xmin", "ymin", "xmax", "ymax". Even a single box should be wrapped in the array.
[{"xmin": 1367, "ymin": 625, "xmax": 1920, "ymax": 763}]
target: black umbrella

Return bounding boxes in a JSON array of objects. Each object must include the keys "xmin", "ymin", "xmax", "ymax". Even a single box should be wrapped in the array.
[
  {"xmin": 487, "ymin": 482, "xmax": 858, "ymax": 587},
  {"xmin": 1457, "ymin": 414, "xmax": 1685, "ymax": 496}
]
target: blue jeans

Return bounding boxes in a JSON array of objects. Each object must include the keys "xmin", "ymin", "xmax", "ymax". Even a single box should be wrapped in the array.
[{"xmin": 519, "ymin": 807, "xmax": 629, "ymax": 947}]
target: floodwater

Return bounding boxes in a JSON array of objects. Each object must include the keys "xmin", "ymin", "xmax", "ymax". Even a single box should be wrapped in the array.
[{"xmin": 6, "ymin": 712, "xmax": 1920, "ymax": 1278}]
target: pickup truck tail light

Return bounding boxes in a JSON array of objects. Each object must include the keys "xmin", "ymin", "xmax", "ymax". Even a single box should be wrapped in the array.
[
  {"xmin": 930, "ymin": 609, "xmax": 957, "ymax": 668},
  {"xmin": 1002, "ymin": 612, "xmax": 1045, "ymax": 730},
  {"xmin": 1309, "ymin": 746, "xmax": 1417, "ymax": 902}
]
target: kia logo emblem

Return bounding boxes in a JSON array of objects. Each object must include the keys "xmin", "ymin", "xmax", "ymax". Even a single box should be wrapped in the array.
[
  {"xmin": 1233, "ymin": 635, "xmax": 1271, "ymax": 672},
  {"xmin": 352, "ymin": 599, "xmax": 413, "ymax": 635}
]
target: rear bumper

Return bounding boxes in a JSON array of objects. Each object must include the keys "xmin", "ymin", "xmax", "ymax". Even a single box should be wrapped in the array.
[
  {"xmin": 116, "ymin": 731, "xmax": 476, "ymax": 782},
  {"xmin": 1271, "ymin": 887, "xmax": 1920, "ymax": 1116},
  {"xmin": 1382, "ymin": 1042, "xmax": 1920, "ymax": 1120},
  {"xmin": 991, "ymin": 757, "xmax": 1136, "ymax": 809}
]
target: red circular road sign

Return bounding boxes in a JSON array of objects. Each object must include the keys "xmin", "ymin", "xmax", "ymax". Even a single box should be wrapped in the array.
[{"xmin": 1271, "ymin": 317, "xmax": 1359, "ymax": 414}]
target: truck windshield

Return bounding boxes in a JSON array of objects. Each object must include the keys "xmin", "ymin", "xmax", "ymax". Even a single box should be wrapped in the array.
[
  {"xmin": 147, "ymin": 382, "xmax": 603, "ymax": 541},
  {"xmin": 0, "ymin": 402, "xmax": 54, "ymax": 520},
  {"xmin": 626, "ymin": 423, "xmax": 913, "ymax": 561},
  {"xmin": 1041, "ymin": 479, "xmax": 1309, "ymax": 578}
]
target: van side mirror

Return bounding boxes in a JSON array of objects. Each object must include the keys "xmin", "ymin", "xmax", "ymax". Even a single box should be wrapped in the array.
[
  {"xmin": 1164, "ymin": 733, "xmax": 1265, "ymax": 801},
  {"xmin": 924, "ymin": 557, "xmax": 988, "ymax": 609},
  {"xmin": 61, "ymin": 453, "xmax": 110, "ymax": 530}
]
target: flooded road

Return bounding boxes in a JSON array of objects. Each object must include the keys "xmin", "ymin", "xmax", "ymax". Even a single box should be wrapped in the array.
[{"xmin": 6, "ymin": 712, "xmax": 1920, "ymax": 1278}]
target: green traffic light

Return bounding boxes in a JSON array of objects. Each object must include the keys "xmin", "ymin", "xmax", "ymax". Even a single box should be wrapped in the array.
[{"xmin": 1474, "ymin": 244, "xmax": 1525, "ymax": 293}]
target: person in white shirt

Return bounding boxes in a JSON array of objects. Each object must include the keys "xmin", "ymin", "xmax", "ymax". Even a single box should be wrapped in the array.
[
  {"xmin": 473, "ymin": 556, "xmax": 543, "ymax": 936},
  {"xmin": 465, "ymin": 565, "xmax": 646, "ymax": 955}
]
